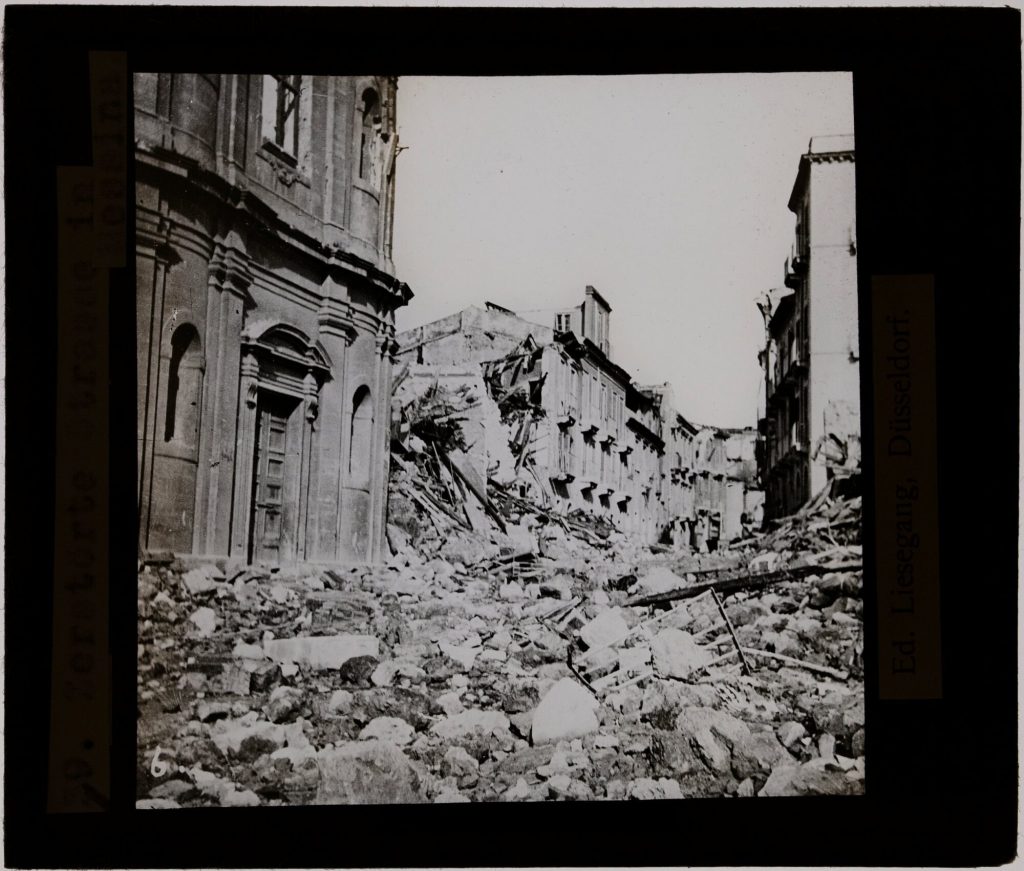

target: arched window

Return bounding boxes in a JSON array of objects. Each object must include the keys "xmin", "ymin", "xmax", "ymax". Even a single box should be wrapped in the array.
[
  {"xmin": 348, "ymin": 385, "xmax": 374, "ymax": 487},
  {"xmin": 359, "ymin": 89, "xmax": 380, "ymax": 183},
  {"xmin": 164, "ymin": 324, "xmax": 201, "ymax": 443}
]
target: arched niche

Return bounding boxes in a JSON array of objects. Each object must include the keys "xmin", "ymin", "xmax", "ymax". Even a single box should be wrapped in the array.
[
  {"xmin": 163, "ymin": 322, "xmax": 204, "ymax": 449},
  {"xmin": 348, "ymin": 384, "xmax": 374, "ymax": 489}
]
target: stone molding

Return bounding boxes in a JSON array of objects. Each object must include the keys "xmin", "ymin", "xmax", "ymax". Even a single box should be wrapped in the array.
[{"xmin": 136, "ymin": 140, "xmax": 411, "ymax": 309}]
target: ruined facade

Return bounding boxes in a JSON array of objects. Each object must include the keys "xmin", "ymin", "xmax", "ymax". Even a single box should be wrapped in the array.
[
  {"xmin": 639, "ymin": 384, "xmax": 763, "ymax": 550},
  {"xmin": 695, "ymin": 426, "xmax": 763, "ymax": 544},
  {"xmin": 397, "ymin": 289, "xmax": 762, "ymax": 548},
  {"xmin": 759, "ymin": 135, "xmax": 859, "ymax": 519},
  {"xmin": 397, "ymin": 291, "xmax": 674, "ymax": 543},
  {"xmin": 136, "ymin": 74, "xmax": 411, "ymax": 564},
  {"xmin": 641, "ymin": 387, "xmax": 759, "ymax": 549}
]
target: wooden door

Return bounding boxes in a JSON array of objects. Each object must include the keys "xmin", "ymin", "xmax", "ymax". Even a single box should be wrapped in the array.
[{"xmin": 251, "ymin": 394, "xmax": 292, "ymax": 563}]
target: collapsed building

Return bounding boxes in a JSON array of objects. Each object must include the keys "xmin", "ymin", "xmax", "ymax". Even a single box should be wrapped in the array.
[
  {"xmin": 757, "ymin": 135, "xmax": 860, "ymax": 519},
  {"xmin": 395, "ymin": 290, "xmax": 763, "ymax": 548},
  {"xmin": 644, "ymin": 384, "xmax": 763, "ymax": 550},
  {"xmin": 135, "ymin": 74, "xmax": 411, "ymax": 565}
]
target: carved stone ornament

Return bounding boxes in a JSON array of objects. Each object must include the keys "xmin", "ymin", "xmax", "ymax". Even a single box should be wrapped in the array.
[
  {"xmin": 304, "ymin": 372, "xmax": 320, "ymax": 423},
  {"xmin": 263, "ymin": 148, "xmax": 301, "ymax": 187}
]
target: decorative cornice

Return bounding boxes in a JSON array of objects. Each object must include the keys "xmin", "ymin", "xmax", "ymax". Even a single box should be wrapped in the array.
[
  {"xmin": 805, "ymin": 150, "xmax": 855, "ymax": 164},
  {"xmin": 317, "ymin": 299, "xmax": 359, "ymax": 345},
  {"xmin": 789, "ymin": 149, "xmax": 855, "ymax": 211},
  {"xmin": 240, "ymin": 351, "xmax": 261, "ymax": 380},
  {"xmin": 241, "ymin": 335, "xmax": 332, "ymax": 382},
  {"xmin": 135, "ymin": 207, "xmax": 182, "ymax": 265},
  {"xmin": 373, "ymin": 320, "xmax": 399, "ymax": 359},
  {"xmin": 135, "ymin": 140, "xmax": 413, "ymax": 310},
  {"xmin": 208, "ymin": 242, "xmax": 255, "ymax": 307}
]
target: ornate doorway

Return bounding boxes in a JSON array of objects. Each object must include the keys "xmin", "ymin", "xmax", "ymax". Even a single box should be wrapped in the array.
[{"xmin": 229, "ymin": 321, "xmax": 332, "ymax": 564}]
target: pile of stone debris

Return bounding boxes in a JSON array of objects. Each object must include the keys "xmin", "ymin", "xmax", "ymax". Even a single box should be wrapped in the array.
[{"xmin": 137, "ymin": 478, "xmax": 865, "ymax": 807}]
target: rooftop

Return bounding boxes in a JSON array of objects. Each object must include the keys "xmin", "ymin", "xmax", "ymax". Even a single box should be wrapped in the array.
[
  {"xmin": 808, "ymin": 133, "xmax": 855, "ymax": 155},
  {"xmin": 789, "ymin": 133, "xmax": 855, "ymax": 211},
  {"xmin": 585, "ymin": 284, "xmax": 612, "ymax": 312}
]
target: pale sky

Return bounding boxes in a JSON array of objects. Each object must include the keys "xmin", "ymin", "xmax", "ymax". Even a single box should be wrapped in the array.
[{"xmin": 392, "ymin": 73, "xmax": 854, "ymax": 429}]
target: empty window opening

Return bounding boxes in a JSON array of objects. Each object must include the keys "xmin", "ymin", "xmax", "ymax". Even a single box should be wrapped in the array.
[
  {"xmin": 262, "ymin": 75, "xmax": 301, "ymax": 157},
  {"xmin": 359, "ymin": 89, "xmax": 380, "ymax": 181}
]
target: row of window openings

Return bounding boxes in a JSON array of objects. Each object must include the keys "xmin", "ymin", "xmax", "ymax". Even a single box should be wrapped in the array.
[
  {"xmin": 261, "ymin": 75, "xmax": 381, "ymax": 183},
  {"xmin": 554, "ymin": 309, "xmax": 609, "ymax": 351},
  {"xmin": 768, "ymin": 391, "xmax": 808, "ymax": 460},
  {"xmin": 559, "ymin": 433, "xmax": 650, "ymax": 485},
  {"xmin": 555, "ymin": 366, "xmax": 625, "ymax": 433},
  {"xmin": 776, "ymin": 308, "xmax": 810, "ymax": 380},
  {"xmin": 144, "ymin": 75, "xmax": 383, "ymax": 185}
]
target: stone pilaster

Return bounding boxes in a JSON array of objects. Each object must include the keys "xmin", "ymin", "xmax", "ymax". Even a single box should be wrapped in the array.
[
  {"xmin": 137, "ymin": 248, "xmax": 174, "ymax": 550},
  {"xmin": 229, "ymin": 350, "xmax": 260, "ymax": 559},
  {"xmin": 315, "ymin": 290, "xmax": 358, "ymax": 560},
  {"xmin": 366, "ymin": 329, "xmax": 391, "ymax": 563},
  {"xmin": 199, "ymin": 234, "xmax": 254, "ymax": 555},
  {"xmin": 136, "ymin": 205, "xmax": 179, "ymax": 552},
  {"xmin": 297, "ymin": 370, "xmax": 320, "ymax": 560}
]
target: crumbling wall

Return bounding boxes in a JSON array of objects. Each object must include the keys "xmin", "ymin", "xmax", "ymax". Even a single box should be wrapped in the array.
[
  {"xmin": 723, "ymin": 480, "xmax": 746, "ymax": 542},
  {"xmin": 393, "ymin": 364, "xmax": 517, "ymax": 486},
  {"xmin": 812, "ymin": 399, "xmax": 861, "ymax": 480},
  {"xmin": 744, "ymin": 487, "xmax": 765, "ymax": 526}
]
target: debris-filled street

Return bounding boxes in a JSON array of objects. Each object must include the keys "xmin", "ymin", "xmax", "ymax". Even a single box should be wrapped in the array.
[
  {"xmin": 132, "ymin": 74, "xmax": 866, "ymax": 809},
  {"xmin": 137, "ymin": 424, "xmax": 864, "ymax": 806}
]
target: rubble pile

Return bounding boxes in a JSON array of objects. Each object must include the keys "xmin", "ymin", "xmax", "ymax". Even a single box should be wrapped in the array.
[
  {"xmin": 137, "ymin": 469, "xmax": 865, "ymax": 807},
  {"xmin": 387, "ymin": 356, "xmax": 642, "ymax": 575}
]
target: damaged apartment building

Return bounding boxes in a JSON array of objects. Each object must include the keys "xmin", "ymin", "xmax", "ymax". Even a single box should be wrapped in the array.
[
  {"xmin": 757, "ymin": 135, "xmax": 861, "ymax": 519},
  {"xmin": 396, "ymin": 287, "xmax": 762, "ymax": 549},
  {"xmin": 136, "ymin": 74, "xmax": 411, "ymax": 565},
  {"xmin": 641, "ymin": 384, "xmax": 763, "ymax": 550}
]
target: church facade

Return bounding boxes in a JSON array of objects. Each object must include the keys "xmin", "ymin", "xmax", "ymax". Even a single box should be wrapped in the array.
[{"xmin": 135, "ymin": 74, "xmax": 411, "ymax": 565}]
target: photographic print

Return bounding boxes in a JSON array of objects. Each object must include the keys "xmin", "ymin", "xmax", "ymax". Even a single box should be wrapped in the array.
[{"xmin": 136, "ymin": 71, "xmax": 864, "ymax": 807}]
